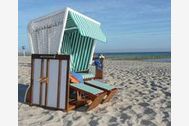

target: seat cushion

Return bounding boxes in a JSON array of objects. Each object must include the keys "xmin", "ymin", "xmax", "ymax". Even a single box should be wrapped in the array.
[
  {"xmin": 79, "ymin": 73, "xmax": 95, "ymax": 80},
  {"xmin": 69, "ymin": 74, "xmax": 80, "ymax": 83},
  {"xmin": 70, "ymin": 83, "xmax": 103, "ymax": 95},
  {"xmin": 85, "ymin": 80, "xmax": 114, "ymax": 91},
  {"xmin": 70, "ymin": 72, "xmax": 84, "ymax": 83}
]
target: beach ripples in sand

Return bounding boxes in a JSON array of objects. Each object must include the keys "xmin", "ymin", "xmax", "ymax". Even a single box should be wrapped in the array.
[{"xmin": 18, "ymin": 57, "xmax": 170, "ymax": 126}]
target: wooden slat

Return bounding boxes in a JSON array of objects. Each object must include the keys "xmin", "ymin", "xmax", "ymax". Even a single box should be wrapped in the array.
[
  {"xmin": 30, "ymin": 56, "xmax": 34, "ymax": 104},
  {"xmin": 39, "ymin": 59, "xmax": 44, "ymax": 105},
  {"xmin": 65, "ymin": 59, "xmax": 70, "ymax": 111},
  {"xmin": 45, "ymin": 59, "xmax": 49, "ymax": 106},
  {"xmin": 32, "ymin": 54, "xmax": 70, "ymax": 60},
  {"xmin": 57, "ymin": 60, "xmax": 62, "ymax": 108}
]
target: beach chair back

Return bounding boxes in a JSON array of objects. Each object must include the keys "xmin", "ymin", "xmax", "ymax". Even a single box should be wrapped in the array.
[
  {"xmin": 26, "ymin": 54, "xmax": 70, "ymax": 111},
  {"xmin": 61, "ymin": 30, "xmax": 95, "ymax": 72}
]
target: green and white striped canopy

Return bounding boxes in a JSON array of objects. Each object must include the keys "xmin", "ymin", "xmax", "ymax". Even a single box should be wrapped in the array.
[
  {"xmin": 60, "ymin": 10, "xmax": 107, "ymax": 72},
  {"xmin": 61, "ymin": 31, "xmax": 95, "ymax": 72},
  {"xmin": 28, "ymin": 7, "xmax": 106, "ymax": 55},
  {"xmin": 28, "ymin": 7, "xmax": 107, "ymax": 72},
  {"xmin": 67, "ymin": 11, "xmax": 106, "ymax": 42}
]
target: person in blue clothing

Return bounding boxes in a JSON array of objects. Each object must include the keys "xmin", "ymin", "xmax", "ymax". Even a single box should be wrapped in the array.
[{"xmin": 93, "ymin": 53, "xmax": 105, "ymax": 70}]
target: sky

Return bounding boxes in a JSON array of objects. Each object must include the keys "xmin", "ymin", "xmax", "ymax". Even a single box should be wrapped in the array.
[{"xmin": 18, "ymin": 0, "xmax": 171, "ymax": 53}]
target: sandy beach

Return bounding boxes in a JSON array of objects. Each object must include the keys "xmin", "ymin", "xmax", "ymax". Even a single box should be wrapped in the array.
[{"xmin": 18, "ymin": 56, "xmax": 171, "ymax": 126}]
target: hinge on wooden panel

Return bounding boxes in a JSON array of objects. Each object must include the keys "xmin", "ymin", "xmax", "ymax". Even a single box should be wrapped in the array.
[{"xmin": 39, "ymin": 77, "xmax": 48, "ymax": 83}]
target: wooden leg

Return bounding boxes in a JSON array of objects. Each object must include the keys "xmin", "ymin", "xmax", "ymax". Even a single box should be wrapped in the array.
[
  {"xmin": 76, "ymin": 91, "xmax": 82, "ymax": 101},
  {"xmin": 102, "ymin": 89, "xmax": 118, "ymax": 103},
  {"xmin": 75, "ymin": 91, "xmax": 87, "ymax": 107},
  {"xmin": 87, "ymin": 92, "xmax": 107, "ymax": 111}
]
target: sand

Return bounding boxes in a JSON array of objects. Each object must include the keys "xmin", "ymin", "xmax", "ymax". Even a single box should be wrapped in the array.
[{"xmin": 18, "ymin": 56, "xmax": 171, "ymax": 126}]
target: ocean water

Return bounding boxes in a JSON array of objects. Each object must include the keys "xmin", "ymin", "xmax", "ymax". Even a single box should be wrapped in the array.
[{"xmin": 96, "ymin": 52, "xmax": 171, "ymax": 62}]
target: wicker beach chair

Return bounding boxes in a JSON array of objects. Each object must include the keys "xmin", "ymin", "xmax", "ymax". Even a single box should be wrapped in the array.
[{"xmin": 26, "ymin": 8, "xmax": 116, "ymax": 112}]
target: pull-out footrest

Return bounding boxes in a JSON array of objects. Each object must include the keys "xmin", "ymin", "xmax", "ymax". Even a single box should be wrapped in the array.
[
  {"xmin": 84, "ymin": 80, "xmax": 118, "ymax": 103},
  {"xmin": 70, "ymin": 83, "xmax": 107, "ymax": 111}
]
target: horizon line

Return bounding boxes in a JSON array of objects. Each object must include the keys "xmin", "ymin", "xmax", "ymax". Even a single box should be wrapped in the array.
[{"xmin": 18, "ymin": 51, "xmax": 171, "ymax": 54}]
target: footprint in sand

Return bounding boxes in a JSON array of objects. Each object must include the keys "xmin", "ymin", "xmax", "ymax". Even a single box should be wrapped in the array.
[
  {"xmin": 140, "ymin": 119, "xmax": 157, "ymax": 126},
  {"xmin": 109, "ymin": 116, "xmax": 117, "ymax": 122},
  {"xmin": 89, "ymin": 119, "xmax": 99, "ymax": 126},
  {"xmin": 120, "ymin": 113, "xmax": 131, "ymax": 123},
  {"xmin": 138, "ymin": 102, "xmax": 150, "ymax": 107},
  {"xmin": 143, "ymin": 108, "xmax": 157, "ymax": 117}
]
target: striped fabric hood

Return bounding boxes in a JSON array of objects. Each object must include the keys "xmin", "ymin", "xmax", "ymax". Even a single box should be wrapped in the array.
[
  {"xmin": 28, "ymin": 7, "xmax": 106, "ymax": 72},
  {"xmin": 61, "ymin": 9, "xmax": 106, "ymax": 72}
]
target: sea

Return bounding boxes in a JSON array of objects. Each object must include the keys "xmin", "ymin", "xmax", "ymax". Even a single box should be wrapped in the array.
[{"xmin": 96, "ymin": 52, "xmax": 171, "ymax": 62}]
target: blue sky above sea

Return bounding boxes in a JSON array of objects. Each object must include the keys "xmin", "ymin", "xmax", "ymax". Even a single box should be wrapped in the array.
[{"xmin": 18, "ymin": 0, "xmax": 171, "ymax": 53}]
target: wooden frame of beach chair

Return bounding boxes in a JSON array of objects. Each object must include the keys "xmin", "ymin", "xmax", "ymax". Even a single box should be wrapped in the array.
[
  {"xmin": 25, "ymin": 54, "xmax": 71, "ymax": 111},
  {"xmin": 84, "ymin": 80, "xmax": 118, "ymax": 103},
  {"xmin": 25, "ymin": 54, "xmax": 108, "ymax": 111}
]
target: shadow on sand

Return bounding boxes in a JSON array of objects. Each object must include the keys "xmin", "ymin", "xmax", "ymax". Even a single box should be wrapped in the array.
[{"xmin": 18, "ymin": 84, "xmax": 29, "ymax": 103}]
